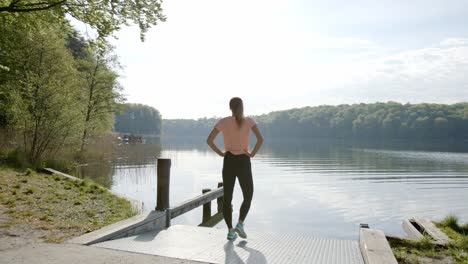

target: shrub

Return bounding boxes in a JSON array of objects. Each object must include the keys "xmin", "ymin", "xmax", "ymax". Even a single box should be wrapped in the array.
[
  {"xmin": 6, "ymin": 149, "xmax": 31, "ymax": 169},
  {"xmin": 41, "ymin": 158, "xmax": 77, "ymax": 173}
]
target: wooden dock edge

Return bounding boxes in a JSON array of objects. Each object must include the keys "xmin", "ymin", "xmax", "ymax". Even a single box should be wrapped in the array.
[
  {"xmin": 359, "ymin": 227, "xmax": 398, "ymax": 264},
  {"xmin": 67, "ymin": 210, "xmax": 167, "ymax": 245},
  {"xmin": 43, "ymin": 168, "xmax": 144, "ymax": 213},
  {"xmin": 402, "ymin": 219, "xmax": 425, "ymax": 241},
  {"xmin": 411, "ymin": 217, "xmax": 451, "ymax": 245}
]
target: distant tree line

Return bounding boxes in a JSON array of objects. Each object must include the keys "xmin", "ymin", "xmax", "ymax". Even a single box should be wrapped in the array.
[
  {"xmin": 162, "ymin": 102, "xmax": 468, "ymax": 139},
  {"xmin": 162, "ymin": 118, "xmax": 218, "ymax": 137},
  {"xmin": 114, "ymin": 104, "xmax": 162, "ymax": 135}
]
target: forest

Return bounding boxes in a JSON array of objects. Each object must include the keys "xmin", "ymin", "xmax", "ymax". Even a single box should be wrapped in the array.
[
  {"xmin": 0, "ymin": 0, "xmax": 165, "ymax": 166},
  {"xmin": 162, "ymin": 102, "xmax": 468, "ymax": 140},
  {"xmin": 114, "ymin": 104, "xmax": 162, "ymax": 135}
]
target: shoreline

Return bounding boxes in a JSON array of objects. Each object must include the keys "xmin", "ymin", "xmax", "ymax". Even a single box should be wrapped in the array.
[{"xmin": 0, "ymin": 166, "xmax": 138, "ymax": 244}]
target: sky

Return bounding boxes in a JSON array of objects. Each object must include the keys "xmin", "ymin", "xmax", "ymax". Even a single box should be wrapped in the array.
[{"xmin": 72, "ymin": 0, "xmax": 468, "ymax": 119}]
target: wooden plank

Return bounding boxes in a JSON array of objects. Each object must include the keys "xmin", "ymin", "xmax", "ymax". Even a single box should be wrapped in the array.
[
  {"xmin": 170, "ymin": 187, "xmax": 223, "ymax": 219},
  {"xmin": 402, "ymin": 219, "xmax": 425, "ymax": 241},
  {"xmin": 43, "ymin": 168, "xmax": 80, "ymax": 181},
  {"xmin": 359, "ymin": 228, "xmax": 398, "ymax": 264},
  {"xmin": 412, "ymin": 217, "xmax": 451, "ymax": 245}
]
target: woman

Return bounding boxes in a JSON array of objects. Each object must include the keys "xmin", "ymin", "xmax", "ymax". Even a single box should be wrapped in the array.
[{"xmin": 206, "ymin": 97, "xmax": 264, "ymax": 240}]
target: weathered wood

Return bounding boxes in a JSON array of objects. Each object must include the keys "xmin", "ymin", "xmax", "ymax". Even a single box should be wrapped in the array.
[
  {"xmin": 412, "ymin": 217, "xmax": 451, "ymax": 245},
  {"xmin": 202, "ymin": 188, "xmax": 212, "ymax": 223},
  {"xmin": 359, "ymin": 228, "xmax": 398, "ymax": 264},
  {"xmin": 170, "ymin": 187, "xmax": 224, "ymax": 219},
  {"xmin": 199, "ymin": 212, "xmax": 224, "ymax": 227},
  {"xmin": 43, "ymin": 168, "xmax": 79, "ymax": 181},
  {"xmin": 217, "ymin": 182, "xmax": 223, "ymax": 213},
  {"xmin": 402, "ymin": 219, "xmax": 425, "ymax": 241},
  {"xmin": 156, "ymin": 159, "xmax": 171, "ymax": 211}
]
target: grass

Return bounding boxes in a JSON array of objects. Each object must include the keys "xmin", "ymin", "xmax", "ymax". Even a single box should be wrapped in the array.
[
  {"xmin": 0, "ymin": 166, "xmax": 138, "ymax": 243},
  {"xmin": 389, "ymin": 215, "xmax": 468, "ymax": 264}
]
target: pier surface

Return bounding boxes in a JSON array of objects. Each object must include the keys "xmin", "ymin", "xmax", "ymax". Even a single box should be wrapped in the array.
[{"xmin": 93, "ymin": 225, "xmax": 364, "ymax": 264}]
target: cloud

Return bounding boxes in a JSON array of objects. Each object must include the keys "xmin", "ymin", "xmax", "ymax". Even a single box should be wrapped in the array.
[
  {"xmin": 69, "ymin": 0, "xmax": 468, "ymax": 118},
  {"xmin": 315, "ymin": 38, "xmax": 468, "ymax": 105},
  {"xmin": 439, "ymin": 38, "xmax": 468, "ymax": 47}
]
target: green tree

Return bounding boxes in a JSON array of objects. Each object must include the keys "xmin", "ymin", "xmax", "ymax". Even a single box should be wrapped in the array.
[
  {"xmin": 161, "ymin": 102, "xmax": 468, "ymax": 140},
  {"xmin": 0, "ymin": 17, "xmax": 82, "ymax": 162},
  {"xmin": 77, "ymin": 47, "xmax": 124, "ymax": 151},
  {"xmin": 0, "ymin": 0, "xmax": 166, "ymax": 41}
]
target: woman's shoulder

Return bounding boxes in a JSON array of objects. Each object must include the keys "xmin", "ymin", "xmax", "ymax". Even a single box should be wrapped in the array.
[
  {"xmin": 219, "ymin": 116, "xmax": 233, "ymax": 122},
  {"xmin": 245, "ymin": 116, "xmax": 256, "ymax": 122},
  {"xmin": 245, "ymin": 116, "xmax": 257, "ymax": 127},
  {"xmin": 216, "ymin": 116, "xmax": 233, "ymax": 125}
]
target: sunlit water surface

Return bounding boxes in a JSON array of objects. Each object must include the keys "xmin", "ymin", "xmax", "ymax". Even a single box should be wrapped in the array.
[{"xmin": 78, "ymin": 138, "xmax": 468, "ymax": 239}]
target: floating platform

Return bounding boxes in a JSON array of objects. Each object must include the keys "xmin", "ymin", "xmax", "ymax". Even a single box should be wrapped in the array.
[{"xmin": 93, "ymin": 225, "xmax": 364, "ymax": 264}]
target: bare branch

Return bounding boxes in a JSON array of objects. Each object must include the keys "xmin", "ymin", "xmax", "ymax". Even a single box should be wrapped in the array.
[{"xmin": 0, "ymin": 0, "xmax": 67, "ymax": 13}]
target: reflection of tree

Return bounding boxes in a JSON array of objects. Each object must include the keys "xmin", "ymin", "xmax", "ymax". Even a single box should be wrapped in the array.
[
  {"xmin": 75, "ymin": 163, "xmax": 113, "ymax": 188},
  {"xmin": 74, "ymin": 137, "xmax": 162, "ymax": 187},
  {"xmin": 258, "ymin": 138, "xmax": 468, "ymax": 173},
  {"xmin": 160, "ymin": 136, "xmax": 468, "ymax": 173},
  {"xmin": 161, "ymin": 136, "xmax": 216, "ymax": 151},
  {"xmin": 112, "ymin": 140, "xmax": 162, "ymax": 166}
]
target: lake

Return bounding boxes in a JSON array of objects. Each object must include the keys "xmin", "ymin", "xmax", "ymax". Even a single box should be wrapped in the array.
[{"xmin": 77, "ymin": 137, "xmax": 468, "ymax": 240}]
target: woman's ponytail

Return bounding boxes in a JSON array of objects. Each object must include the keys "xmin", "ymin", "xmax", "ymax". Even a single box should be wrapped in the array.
[{"xmin": 229, "ymin": 97, "xmax": 244, "ymax": 128}]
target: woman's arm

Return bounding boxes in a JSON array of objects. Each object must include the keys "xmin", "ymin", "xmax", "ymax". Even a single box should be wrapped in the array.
[
  {"xmin": 248, "ymin": 125, "xmax": 264, "ymax": 158},
  {"xmin": 206, "ymin": 128, "xmax": 225, "ymax": 157}
]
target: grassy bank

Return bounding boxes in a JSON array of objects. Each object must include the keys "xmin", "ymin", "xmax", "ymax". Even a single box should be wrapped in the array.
[
  {"xmin": 389, "ymin": 216, "xmax": 468, "ymax": 264},
  {"xmin": 0, "ymin": 166, "xmax": 137, "ymax": 243}
]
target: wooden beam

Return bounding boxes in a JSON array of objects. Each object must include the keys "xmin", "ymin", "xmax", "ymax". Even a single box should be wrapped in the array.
[{"xmin": 170, "ymin": 187, "xmax": 223, "ymax": 219}]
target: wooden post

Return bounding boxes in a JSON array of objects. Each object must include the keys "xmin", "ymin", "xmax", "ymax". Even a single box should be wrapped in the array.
[
  {"xmin": 202, "ymin": 188, "xmax": 211, "ymax": 223},
  {"xmin": 217, "ymin": 182, "xmax": 223, "ymax": 213},
  {"xmin": 156, "ymin": 158, "xmax": 171, "ymax": 211}
]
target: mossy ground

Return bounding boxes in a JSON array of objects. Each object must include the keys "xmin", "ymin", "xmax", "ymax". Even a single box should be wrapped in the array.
[
  {"xmin": 0, "ymin": 166, "xmax": 137, "ymax": 243},
  {"xmin": 389, "ymin": 216, "xmax": 468, "ymax": 264}
]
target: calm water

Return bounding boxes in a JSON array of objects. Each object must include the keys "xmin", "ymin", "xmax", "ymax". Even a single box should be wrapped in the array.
[{"xmin": 78, "ymin": 138, "xmax": 468, "ymax": 240}]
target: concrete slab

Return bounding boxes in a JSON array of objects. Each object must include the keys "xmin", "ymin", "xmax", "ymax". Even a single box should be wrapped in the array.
[
  {"xmin": 359, "ymin": 228, "xmax": 398, "ymax": 264},
  {"xmin": 402, "ymin": 219, "xmax": 425, "ymax": 241},
  {"xmin": 0, "ymin": 242, "xmax": 206, "ymax": 264},
  {"xmin": 68, "ymin": 210, "xmax": 166, "ymax": 245},
  {"xmin": 93, "ymin": 225, "xmax": 364, "ymax": 264},
  {"xmin": 412, "ymin": 217, "xmax": 451, "ymax": 245}
]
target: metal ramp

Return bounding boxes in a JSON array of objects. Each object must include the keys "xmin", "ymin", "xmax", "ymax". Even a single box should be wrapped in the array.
[{"xmin": 92, "ymin": 225, "xmax": 364, "ymax": 264}]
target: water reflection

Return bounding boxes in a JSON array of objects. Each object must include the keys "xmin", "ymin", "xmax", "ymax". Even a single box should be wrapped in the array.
[{"xmin": 77, "ymin": 137, "xmax": 468, "ymax": 239}]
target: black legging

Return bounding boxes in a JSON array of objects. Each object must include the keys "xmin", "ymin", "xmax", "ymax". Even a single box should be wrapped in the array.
[{"xmin": 222, "ymin": 151, "xmax": 254, "ymax": 229}]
